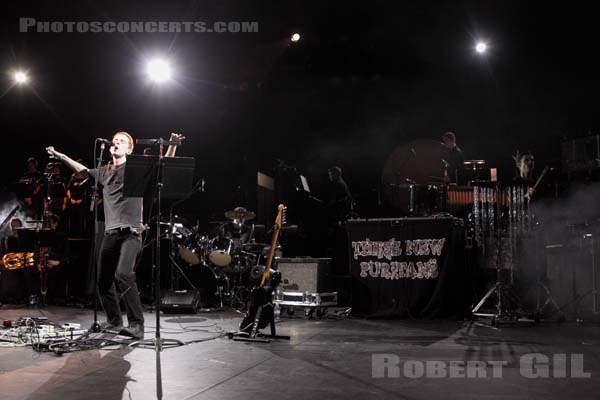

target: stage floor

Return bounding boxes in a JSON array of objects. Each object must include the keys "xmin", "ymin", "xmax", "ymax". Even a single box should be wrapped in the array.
[{"xmin": 0, "ymin": 305, "xmax": 599, "ymax": 400}]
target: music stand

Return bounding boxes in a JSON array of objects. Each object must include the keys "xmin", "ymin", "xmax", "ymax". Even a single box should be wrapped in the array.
[{"xmin": 123, "ymin": 155, "xmax": 194, "ymax": 398}]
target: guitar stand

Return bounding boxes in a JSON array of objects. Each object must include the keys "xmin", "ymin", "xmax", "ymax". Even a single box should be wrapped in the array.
[{"xmin": 228, "ymin": 304, "xmax": 290, "ymax": 343}]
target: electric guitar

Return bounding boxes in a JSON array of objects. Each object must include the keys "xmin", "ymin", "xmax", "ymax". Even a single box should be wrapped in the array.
[{"xmin": 239, "ymin": 204, "xmax": 285, "ymax": 335}]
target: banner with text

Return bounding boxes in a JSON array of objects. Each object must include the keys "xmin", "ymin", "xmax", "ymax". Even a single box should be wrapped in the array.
[{"xmin": 347, "ymin": 217, "xmax": 466, "ymax": 318}]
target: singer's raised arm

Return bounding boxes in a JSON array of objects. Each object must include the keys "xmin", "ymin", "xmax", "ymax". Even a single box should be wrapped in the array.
[{"xmin": 46, "ymin": 147, "xmax": 88, "ymax": 173}]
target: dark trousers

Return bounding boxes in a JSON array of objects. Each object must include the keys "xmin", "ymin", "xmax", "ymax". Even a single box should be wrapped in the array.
[{"xmin": 98, "ymin": 230, "xmax": 144, "ymax": 326}]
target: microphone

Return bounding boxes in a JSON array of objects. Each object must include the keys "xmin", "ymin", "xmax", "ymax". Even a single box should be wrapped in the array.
[{"xmin": 96, "ymin": 138, "xmax": 114, "ymax": 146}]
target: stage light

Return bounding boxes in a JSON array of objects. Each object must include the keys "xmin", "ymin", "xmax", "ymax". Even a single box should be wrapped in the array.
[
  {"xmin": 13, "ymin": 71, "xmax": 29, "ymax": 84},
  {"xmin": 147, "ymin": 59, "xmax": 171, "ymax": 83},
  {"xmin": 475, "ymin": 42, "xmax": 488, "ymax": 54},
  {"xmin": 291, "ymin": 33, "xmax": 301, "ymax": 42}
]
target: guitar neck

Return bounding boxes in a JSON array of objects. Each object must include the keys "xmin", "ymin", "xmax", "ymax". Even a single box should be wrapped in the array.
[{"xmin": 260, "ymin": 205, "xmax": 285, "ymax": 286}]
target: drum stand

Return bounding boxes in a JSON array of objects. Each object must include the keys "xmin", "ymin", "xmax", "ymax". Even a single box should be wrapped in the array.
[
  {"xmin": 165, "ymin": 212, "xmax": 197, "ymax": 293},
  {"xmin": 471, "ymin": 186, "xmax": 528, "ymax": 324},
  {"xmin": 471, "ymin": 253, "xmax": 526, "ymax": 324}
]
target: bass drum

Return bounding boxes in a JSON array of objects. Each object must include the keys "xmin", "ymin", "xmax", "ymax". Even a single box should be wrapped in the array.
[
  {"xmin": 188, "ymin": 265, "xmax": 230, "ymax": 308},
  {"xmin": 178, "ymin": 235, "xmax": 210, "ymax": 266},
  {"xmin": 208, "ymin": 237, "xmax": 235, "ymax": 267}
]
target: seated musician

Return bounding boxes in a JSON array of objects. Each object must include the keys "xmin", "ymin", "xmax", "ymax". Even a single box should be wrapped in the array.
[{"xmin": 441, "ymin": 132, "xmax": 464, "ymax": 184}]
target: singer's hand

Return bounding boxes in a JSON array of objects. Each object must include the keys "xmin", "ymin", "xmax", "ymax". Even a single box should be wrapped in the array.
[
  {"xmin": 169, "ymin": 132, "xmax": 186, "ymax": 142},
  {"xmin": 46, "ymin": 146, "xmax": 61, "ymax": 160}
]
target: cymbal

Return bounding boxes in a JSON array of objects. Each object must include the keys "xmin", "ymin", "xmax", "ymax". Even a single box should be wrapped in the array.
[
  {"xmin": 224, "ymin": 209, "xmax": 256, "ymax": 221},
  {"xmin": 159, "ymin": 215, "xmax": 189, "ymax": 225},
  {"xmin": 242, "ymin": 242, "xmax": 267, "ymax": 249}
]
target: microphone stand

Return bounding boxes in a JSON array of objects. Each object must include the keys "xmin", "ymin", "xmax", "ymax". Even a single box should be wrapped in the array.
[{"xmin": 89, "ymin": 140, "xmax": 108, "ymax": 332}]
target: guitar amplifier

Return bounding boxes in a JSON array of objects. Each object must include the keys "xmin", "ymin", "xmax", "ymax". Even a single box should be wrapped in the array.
[
  {"xmin": 160, "ymin": 289, "xmax": 201, "ymax": 314},
  {"xmin": 276, "ymin": 258, "xmax": 333, "ymax": 293}
]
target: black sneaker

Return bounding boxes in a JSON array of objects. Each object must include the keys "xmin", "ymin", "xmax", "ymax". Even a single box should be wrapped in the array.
[
  {"xmin": 99, "ymin": 321, "xmax": 124, "ymax": 334},
  {"xmin": 121, "ymin": 323, "xmax": 144, "ymax": 340}
]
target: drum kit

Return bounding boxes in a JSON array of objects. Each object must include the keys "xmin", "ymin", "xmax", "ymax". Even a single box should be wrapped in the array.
[{"xmin": 167, "ymin": 207, "xmax": 281, "ymax": 310}]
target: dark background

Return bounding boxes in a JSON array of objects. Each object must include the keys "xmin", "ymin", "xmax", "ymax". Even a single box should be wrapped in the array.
[{"xmin": 2, "ymin": 0, "xmax": 599, "ymax": 222}]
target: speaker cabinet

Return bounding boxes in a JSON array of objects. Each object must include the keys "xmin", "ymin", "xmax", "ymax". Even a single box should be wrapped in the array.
[
  {"xmin": 160, "ymin": 289, "xmax": 201, "ymax": 314},
  {"xmin": 276, "ymin": 258, "xmax": 333, "ymax": 293}
]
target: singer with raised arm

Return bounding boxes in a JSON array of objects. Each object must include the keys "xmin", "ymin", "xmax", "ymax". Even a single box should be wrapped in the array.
[{"xmin": 46, "ymin": 131, "xmax": 185, "ymax": 339}]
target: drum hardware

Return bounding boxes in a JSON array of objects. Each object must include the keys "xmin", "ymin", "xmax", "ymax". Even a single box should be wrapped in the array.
[
  {"xmin": 471, "ymin": 184, "xmax": 519, "ymax": 322},
  {"xmin": 470, "ymin": 182, "xmax": 565, "ymax": 324},
  {"xmin": 193, "ymin": 264, "xmax": 230, "ymax": 310},
  {"xmin": 384, "ymin": 183, "xmax": 444, "ymax": 216},
  {"xmin": 160, "ymin": 206, "xmax": 279, "ymax": 311},
  {"xmin": 161, "ymin": 211, "xmax": 204, "ymax": 300},
  {"xmin": 260, "ymin": 244, "xmax": 282, "ymax": 262},
  {"xmin": 178, "ymin": 234, "xmax": 210, "ymax": 266},
  {"xmin": 250, "ymin": 265, "xmax": 277, "ymax": 281},
  {"xmin": 208, "ymin": 237, "xmax": 235, "ymax": 267},
  {"xmin": 224, "ymin": 208, "xmax": 256, "ymax": 222}
]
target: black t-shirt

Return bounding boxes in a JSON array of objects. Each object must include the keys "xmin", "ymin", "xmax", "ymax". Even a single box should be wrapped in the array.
[
  {"xmin": 328, "ymin": 178, "xmax": 353, "ymax": 222},
  {"xmin": 87, "ymin": 163, "xmax": 143, "ymax": 231},
  {"xmin": 445, "ymin": 146, "xmax": 464, "ymax": 183}
]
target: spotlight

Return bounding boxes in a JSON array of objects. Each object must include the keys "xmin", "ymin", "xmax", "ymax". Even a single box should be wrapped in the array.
[
  {"xmin": 291, "ymin": 33, "xmax": 301, "ymax": 42},
  {"xmin": 475, "ymin": 42, "xmax": 488, "ymax": 54},
  {"xmin": 147, "ymin": 59, "xmax": 171, "ymax": 83},
  {"xmin": 13, "ymin": 71, "xmax": 29, "ymax": 84}
]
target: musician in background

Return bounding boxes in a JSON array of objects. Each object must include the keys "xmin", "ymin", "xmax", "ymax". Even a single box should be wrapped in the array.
[
  {"xmin": 44, "ymin": 162, "xmax": 68, "ymax": 230},
  {"xmin": 327, "ymin": 166, "xmax": 354, "ymax": 223},
  {"xmin": 513, "ymin": 152, "xmax": 535, "ymax": 187},
  {"xmin": 66, "ymin": 166, "xmax": 93, "ymax": 238},
  {"xmin": 19, "ymin": 157, "xmax": 44, "ymax": 217},
  {"xmin": 21, "ymin": 157, "xmax": 42, "ymax": 182},
  {"xmin": 0, "ymin": 218, "xmax": 22, "ymax": 256},
  {"xmin": 441, "ymin": 132, "xmax": 464, "ymax": 184}
]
